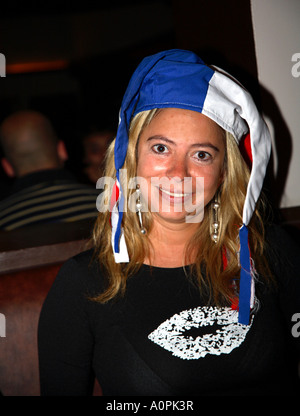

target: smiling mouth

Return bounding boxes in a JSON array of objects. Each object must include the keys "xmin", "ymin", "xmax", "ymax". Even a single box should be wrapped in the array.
[
  {"xmin": 157, "ymin": 187, "xmax": 194, "ymax": 209},
  {"xmin": 159, "ymin": 187, "xmax": 190, "ymax": 198},
  {"xmin": 153, "ymin": 186, "xmax": 195, "ymax": 212}
]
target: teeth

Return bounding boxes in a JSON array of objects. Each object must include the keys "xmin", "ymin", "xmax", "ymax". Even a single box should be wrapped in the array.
[{"xmin": 160, "ymin": 188, "xmax": 188, "ymax": 197}]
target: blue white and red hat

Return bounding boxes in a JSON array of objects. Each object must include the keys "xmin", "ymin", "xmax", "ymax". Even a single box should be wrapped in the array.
[{"xmin": 110, "ymin": 49, "xmax": 271, "ymax": 325}]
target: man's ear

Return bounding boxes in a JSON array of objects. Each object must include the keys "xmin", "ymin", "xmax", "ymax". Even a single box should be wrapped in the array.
[
  {"xmin": 1, "ymin": 158, "xmax": 15, "ymax": 178},
  {"xmin": 57, "ymin": 140, "xmax": 68, "ymax": 164}
]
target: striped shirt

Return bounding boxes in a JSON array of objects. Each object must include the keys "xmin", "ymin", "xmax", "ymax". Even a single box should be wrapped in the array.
[{"xmin": 0, "ymin": 169, "xmax": 100, "ymax": 230}]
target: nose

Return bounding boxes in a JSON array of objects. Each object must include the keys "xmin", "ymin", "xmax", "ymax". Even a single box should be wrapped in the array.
[{"xmin": 165, "ymin": 154, "xmax": 189, "ymax": 181}]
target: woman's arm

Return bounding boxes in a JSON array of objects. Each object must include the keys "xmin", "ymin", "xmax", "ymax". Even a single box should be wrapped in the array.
[{"xmin": 38, "ymin": 257, "xmax": 95, "ymax": 396}]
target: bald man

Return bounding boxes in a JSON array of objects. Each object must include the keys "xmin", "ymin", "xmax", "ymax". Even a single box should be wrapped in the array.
[
  {"xmin": 0, "ymin": 110, "xmax": 68, "ymax": 178},
  {"xmin": 0, "ymin": 110, "xmax": 99, "ymax": 230}
]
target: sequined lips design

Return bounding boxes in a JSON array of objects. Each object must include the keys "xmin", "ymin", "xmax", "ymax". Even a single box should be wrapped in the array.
[{"xmin": 148, "ymin": 306, "xmax": 254, "ymax": 360}]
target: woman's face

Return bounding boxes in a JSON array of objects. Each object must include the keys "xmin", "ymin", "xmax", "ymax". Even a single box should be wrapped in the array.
[{"xmin": 136, "ymin": 108, "xmax": 225, "ymax": 226}]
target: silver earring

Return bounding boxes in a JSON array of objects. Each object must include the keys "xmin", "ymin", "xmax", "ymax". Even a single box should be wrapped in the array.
[
  {"xmin": 136, "ymin": 185, "xmax": 146, "ymax": 234},
  {"xmin": 211, "ymin": 194, "xmax": 220, "ymax": 243}
]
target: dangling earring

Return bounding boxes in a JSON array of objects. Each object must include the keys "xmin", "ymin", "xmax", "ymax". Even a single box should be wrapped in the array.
[
  {"xmin": 211, "ymin": 194, "xmax": 220, "ymax": 243},
  {"xmin": 136, "ymin": 185, "xmax": 146, "ymax": 234}
]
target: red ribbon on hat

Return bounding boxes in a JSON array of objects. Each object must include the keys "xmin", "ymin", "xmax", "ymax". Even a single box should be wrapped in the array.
[
  {"xmin": 109, "ymin": 180, "xmax": 120, "ymax": 226},
  {"xmin": 239, "ymin": 133, "xmax": 252, "ymax": 167}
]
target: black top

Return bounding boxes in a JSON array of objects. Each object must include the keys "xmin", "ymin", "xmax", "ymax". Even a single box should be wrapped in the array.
[{"xmin": 38, "ymin": 226, "xmax": 300, "ymax": 396}]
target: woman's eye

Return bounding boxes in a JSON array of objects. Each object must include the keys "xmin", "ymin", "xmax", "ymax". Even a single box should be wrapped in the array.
[
  {"xmin": 152, "ymin": 144, "xmax": 168, "ymax": 153},
  {"xmin": 195, "ymin": 151, "xmax": 211, "ymax": 161}
]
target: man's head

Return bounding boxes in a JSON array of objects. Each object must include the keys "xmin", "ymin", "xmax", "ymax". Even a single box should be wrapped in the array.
[{"xmin": 0, "ymin": 110, "xmax": 68, "ymax": 177}]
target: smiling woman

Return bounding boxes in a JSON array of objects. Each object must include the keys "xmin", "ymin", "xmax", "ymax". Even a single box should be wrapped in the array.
[
  {"xmin": 136, "ymin": 109, "xmax": 225, "ymax": 232},
  {"xmin": 135, "ymin": 109, "xmax": 225, "ymax": 267},
  {"xmin": 38, "ymin": 49, "xmax": 300, "ymax": 396}
]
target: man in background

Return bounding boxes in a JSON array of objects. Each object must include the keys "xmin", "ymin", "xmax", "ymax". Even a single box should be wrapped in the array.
[
  {"xmin": 81, "ymin": 129, "xmax": 113, "ymax": 184},
  {"xmin": 0, "ymin": 110, "xmax": 99, "ymax": 231}
]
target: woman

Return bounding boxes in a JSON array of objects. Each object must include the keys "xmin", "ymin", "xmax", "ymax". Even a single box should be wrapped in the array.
[{"xmin": 38, "ymin": 50, "xmax": 300, "ymax": 395}]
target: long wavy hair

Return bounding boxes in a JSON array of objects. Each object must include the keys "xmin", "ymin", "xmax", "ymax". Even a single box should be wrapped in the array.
[{"xmin": 92, "ymin": 109, "xmax": 272, "ymax": 304}]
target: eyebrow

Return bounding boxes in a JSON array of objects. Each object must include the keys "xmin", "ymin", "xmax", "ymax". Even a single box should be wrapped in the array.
[{"xmin": 146, "ymin": 135, "xmax": 220, "ymax": 152}]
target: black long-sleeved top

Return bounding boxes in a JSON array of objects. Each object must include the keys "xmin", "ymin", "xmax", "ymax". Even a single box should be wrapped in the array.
[{"xmin": 38, "ymin": 226, "xmax": 300, "ymax": 396}]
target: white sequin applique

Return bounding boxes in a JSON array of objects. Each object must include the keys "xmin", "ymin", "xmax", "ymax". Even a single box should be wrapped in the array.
[{"xmin": 148, "ymin": 306, "xmax": 253, "ymax": 360}]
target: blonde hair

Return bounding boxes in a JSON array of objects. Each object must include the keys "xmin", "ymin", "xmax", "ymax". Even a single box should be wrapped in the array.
[{"xmin": 92, "ymin": 109, "xmax": 271, "ymax": 304}]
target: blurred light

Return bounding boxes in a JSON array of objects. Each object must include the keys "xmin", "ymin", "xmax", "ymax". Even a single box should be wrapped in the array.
[{"xmin": 6, "ymin": 60, "xmax": 69, "ymax": 74}]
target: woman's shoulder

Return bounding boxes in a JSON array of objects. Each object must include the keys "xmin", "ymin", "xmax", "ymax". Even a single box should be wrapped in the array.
[
  {"xmin": 265, "ymin": 222, "xmax": 299, "ymax": 243},
  {"xmin": 264, "ymin": 222, "xmax": 300, "ymax": 283},
  {"xmin": 67, "ymin": 247, "xmax": 96, "ymax": 268},
  {"xmin": 53, "ymin": 248, "xmax": 105, "ymax": 294},
  {"xmin": 265, "ymin": 223, "xmax": 299, "ymax": 258}
]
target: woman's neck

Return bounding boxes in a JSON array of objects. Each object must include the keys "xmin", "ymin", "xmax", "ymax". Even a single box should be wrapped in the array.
[{"xmin": 144, "ymin": 217, "xmax": 198, "ymax": 268}]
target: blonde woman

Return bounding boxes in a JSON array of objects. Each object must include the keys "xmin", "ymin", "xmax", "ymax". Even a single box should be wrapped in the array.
[{"xmin": 39, "ymin": 50, "xmax": 300, "ymax": 396}]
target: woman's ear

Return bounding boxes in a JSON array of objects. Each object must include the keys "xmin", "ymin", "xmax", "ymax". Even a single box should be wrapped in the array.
[
  {"xmin": 1, "ymin": 157, "xmax": 15, "ymax": 178},
  {"xmin": 218, "ymin": 167, "xmax": 226, "ymax": 187}
]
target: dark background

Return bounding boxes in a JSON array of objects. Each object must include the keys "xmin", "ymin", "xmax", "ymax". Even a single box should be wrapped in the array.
[{"xmin": 0, "ymin": 0, "xmax": 259, "ymax": 185}]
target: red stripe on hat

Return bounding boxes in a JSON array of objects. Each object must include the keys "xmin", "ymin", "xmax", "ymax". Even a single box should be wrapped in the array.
[
  {"xmin": 239, "ymin": 133, "xmax": 252, "ymax": 167},
  {"xmin": 109, "ymin": 181, "xmax": 120, "ymax": 226},
  {"xmin": 110, "ymin": 181, "xmax": 120, "ymax": 211}
]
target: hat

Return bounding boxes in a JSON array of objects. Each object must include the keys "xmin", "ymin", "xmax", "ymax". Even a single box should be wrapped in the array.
[{"xmin": 110, "ymin": 49, "xmax": 271, "ymax": 325}]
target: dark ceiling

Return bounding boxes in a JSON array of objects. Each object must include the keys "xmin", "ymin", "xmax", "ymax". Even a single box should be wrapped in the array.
[
  {"xmin": 0, "ymin": 0, "xmax": 260, "ymax": 188},
  {"xmin": 0, "ymin": 1, "xmax": 172, "ymax": 17}
]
